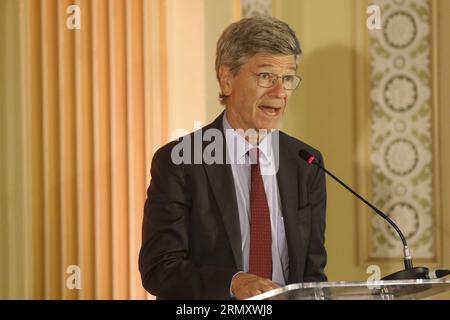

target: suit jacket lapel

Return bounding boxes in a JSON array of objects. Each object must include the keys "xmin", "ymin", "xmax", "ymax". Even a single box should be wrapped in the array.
[
  {"xmin": 201, "ymin": 114, "xmax": 307, "ymax": 277},
  {"xmin": 203, "ymin": 112, "xmax": 243, "ymax": 270}
]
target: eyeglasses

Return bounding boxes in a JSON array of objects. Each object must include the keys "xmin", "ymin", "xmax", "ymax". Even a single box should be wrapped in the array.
[{"xmin": 249, "ymin": 71, "xmax": 302, "ymax": 90}]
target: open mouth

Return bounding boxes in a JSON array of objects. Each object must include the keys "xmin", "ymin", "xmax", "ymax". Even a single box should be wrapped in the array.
[{"xmin": 258, "ymin": 105, "xmax": 282, "ymax": 117}]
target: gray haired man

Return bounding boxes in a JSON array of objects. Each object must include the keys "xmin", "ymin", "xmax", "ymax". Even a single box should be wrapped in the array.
[{"xmin": 139, "ymin": 16, "xmax": 327, "ymax": 300}]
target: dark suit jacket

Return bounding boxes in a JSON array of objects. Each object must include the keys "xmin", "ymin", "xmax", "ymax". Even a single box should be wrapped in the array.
[{"xmin": 139, "ymin": 112, "xmax": 327, "ymax": 299}]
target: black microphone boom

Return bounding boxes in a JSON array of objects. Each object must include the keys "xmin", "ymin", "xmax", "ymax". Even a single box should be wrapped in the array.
[{"xmin": 298, "ymin": 149, "xmax": 447, "ymax": 281}]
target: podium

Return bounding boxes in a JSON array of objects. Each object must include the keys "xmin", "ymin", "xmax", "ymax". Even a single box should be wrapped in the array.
[{"xmin": 248, "ymin": 278, "xmax": 450, "ymax": 300}]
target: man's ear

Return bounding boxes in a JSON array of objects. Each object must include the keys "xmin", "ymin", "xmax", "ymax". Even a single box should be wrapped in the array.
[{"xmin": 218, "ymin": 65, "xmax": 233, "ymax": 96}]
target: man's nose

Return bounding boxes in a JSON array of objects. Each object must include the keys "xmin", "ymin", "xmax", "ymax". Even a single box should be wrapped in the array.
[{"xmin": 268, "ymin": 79, "xmax": 287, "ymax": 98}]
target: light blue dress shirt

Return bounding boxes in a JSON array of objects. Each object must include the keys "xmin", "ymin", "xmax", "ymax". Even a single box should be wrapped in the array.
[{"xmin": 223, "ymin": 112, "xmax": 289, "ymax": 285}]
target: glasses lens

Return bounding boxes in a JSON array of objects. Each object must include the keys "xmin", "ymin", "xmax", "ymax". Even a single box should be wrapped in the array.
[
  {"xmin": 283, "ymin": 75, "xmax": 295, "ymax": 90},
  {"xmin": 258, "ymin": 73, "xmax": 275, "ymax": 88},
  {"xmin": 256, "ymin": 73, "xmax": 301, "ymax": 90},
  {"xmin": 286, "ymin": 76, "xmax": 301, "ymax": 90}
]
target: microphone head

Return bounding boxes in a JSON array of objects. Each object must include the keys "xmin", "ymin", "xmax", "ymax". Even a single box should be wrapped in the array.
[{"xmin": 299, "ymin": 149, "xmax": 317, "ymax": 165}]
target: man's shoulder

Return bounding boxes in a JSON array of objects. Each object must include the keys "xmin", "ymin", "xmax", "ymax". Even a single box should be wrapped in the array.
[
  {"xmin": 152, "ymin": 139, "xmax": 180, "ymax": 160},
  {"xmin": 278, "ymin": 130, "xmax": 323, "ymax": 159}
]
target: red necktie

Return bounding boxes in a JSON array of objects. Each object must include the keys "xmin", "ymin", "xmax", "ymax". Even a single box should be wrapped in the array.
[{"xmin": 249, "ymin": 148, "xmax": 272, "ymax": 279}]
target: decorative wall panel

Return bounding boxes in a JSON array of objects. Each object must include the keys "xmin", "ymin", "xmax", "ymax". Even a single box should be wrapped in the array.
[
  {"xmin": 241, "ymin": 0, "xmax": 272, "ymax": 17},
  {"xmin": 365, "ymin": 0, "xmax": 437, "ymax": 259}
]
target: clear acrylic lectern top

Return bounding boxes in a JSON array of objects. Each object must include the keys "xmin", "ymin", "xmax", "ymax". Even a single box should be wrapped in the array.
[{"xmin": 248, "ymin": 278, "xmax": 450, "ymax": 300}]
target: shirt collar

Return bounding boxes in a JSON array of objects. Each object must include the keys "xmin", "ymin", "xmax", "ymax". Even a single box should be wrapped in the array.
[{"xmin": 223, "ymin": 111, "xmax": 275, "ymax": 164}]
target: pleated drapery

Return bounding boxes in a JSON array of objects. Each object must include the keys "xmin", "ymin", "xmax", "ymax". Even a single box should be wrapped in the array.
[{"xmin": 0, "ymin": 0, "xmax": 169, "ymax": 299}]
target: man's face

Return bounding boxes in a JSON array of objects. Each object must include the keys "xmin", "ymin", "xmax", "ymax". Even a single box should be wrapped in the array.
[{"xmin": 220, "ymin": 53, "xmax": 297, "ymax": 131}]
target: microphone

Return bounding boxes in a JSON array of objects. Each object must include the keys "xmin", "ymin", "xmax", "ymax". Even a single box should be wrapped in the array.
[
  {"xmin": 427, "ymin": 269, "xmax": 450, "ymax": 279},
  {"xmin": 299, "ymin": 149, "xmax": 449, "ymax": 281}
]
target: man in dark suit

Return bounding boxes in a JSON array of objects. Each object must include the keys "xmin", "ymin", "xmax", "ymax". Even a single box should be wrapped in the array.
[{"xmin": 139, "ymin": 16, "xmax": 327, "ymax": 300}]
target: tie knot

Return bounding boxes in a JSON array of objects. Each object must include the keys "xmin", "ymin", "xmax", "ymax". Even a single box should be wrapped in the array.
[{"xmin": 248, "ymin": 147, "xmax": 260, "ymax": 165}]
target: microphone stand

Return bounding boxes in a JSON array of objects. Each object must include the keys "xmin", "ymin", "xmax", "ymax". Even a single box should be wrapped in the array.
[{"xmin": 299, "ymin": 150, "xmax": 436, "ymax": 281}]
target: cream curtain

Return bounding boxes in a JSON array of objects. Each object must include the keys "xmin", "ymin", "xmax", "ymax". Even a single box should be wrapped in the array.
[{"xmin": 0, "ymin": 0, "xmax": 169, "ymax": 299}]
